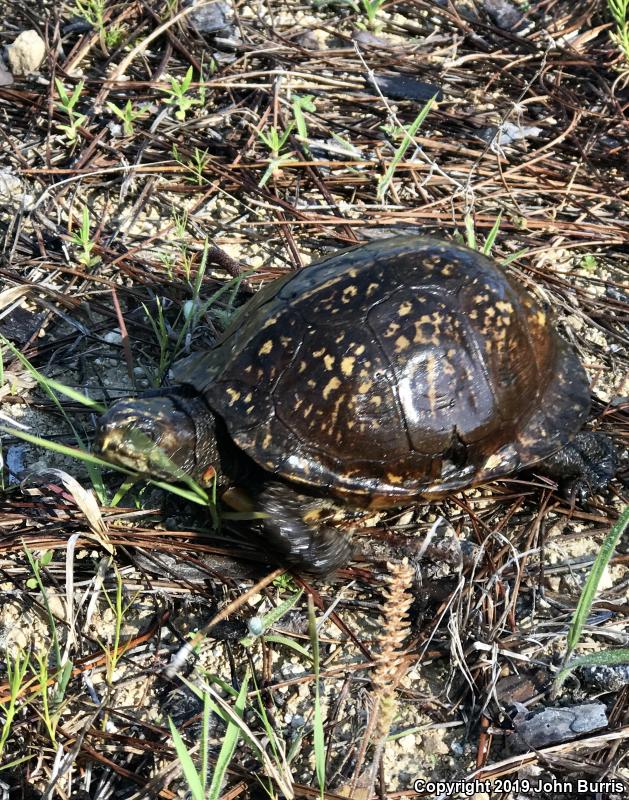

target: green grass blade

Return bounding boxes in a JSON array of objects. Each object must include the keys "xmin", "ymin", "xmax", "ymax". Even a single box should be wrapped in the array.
[
  {"xmin": 207, "ymin": 672, "xmax": 250, "ymax": 800},
  {"xmin": 43, "ymin": 377, "xmax": 103, "ymax": 409},
  {"xmin": 554, "ymin": 647, "xmax": 629, "ymax": 693},
  {"xmin": 308, "ymin": 597, "xmax": 325, "ymax": 797},
  {"xmin": 377, "ymin": 96, "xmax": 436, "ymax": 201},
  {"xmin": 168, "ymin": 719, "xmax": 205, "ymax": 800},
  {"xmin": 263, "ymin": 634, "xmax": 312, "ymax": 661},
  {"xmin": 464, "ymin": 214, "xmax": 476, "ymax": 250},
  {"xmin": 566, "ymin": 505, "xmax": 629, "ymax": 656},
  {"xmin": 0, "ymin": 425, "xmax": 208, "ymax": 506},
  {"xmin": 482, "ymin": 213, "xmax": 503, "ymax": 255}
]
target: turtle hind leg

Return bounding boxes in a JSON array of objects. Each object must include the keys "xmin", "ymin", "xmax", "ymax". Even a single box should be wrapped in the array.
[
  {"xmin": 540, "ymin": 432, "xmax": 617, "ymax": 503},
  {"xmin": 256, "ymin": 483, "xmax": 353, "ymax": 575}
]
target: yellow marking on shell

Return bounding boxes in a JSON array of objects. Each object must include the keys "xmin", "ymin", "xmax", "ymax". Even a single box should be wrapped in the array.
[
  {"xmin": 259, "ymin": 340, "xmax": 273, "ymax": 355},
  {"xmin": 246, "ymin": 406, "xmax": 255, "ymax": 414},
  {"xmin": 342, "ymin": 285, "xmax": 358, "ymax": 303},
  {"xmin": 330, "ymin": 392, "xmax": 347, "ymax": 427},
  {"xmin": 280, "ymin": 336, "xmax": 292, "ymax": 347},
  {"xmin": 496, "ymin": 301, "xmax": 513, "ymax": 313},
  {"xmin": 484, "ymin": 326, "xmax": 508, "ymax": 352},
  {"xmin": 244, "ymin": 392, "xmax": 252, "ymax": 403},
  {"xmin": 413, "ymin": 313, "xmax": 441, "ymax": 346},
  {"xmin": 294, "ymin": 398, "xmax": 303, "ymax": 409},
  {"xmin": 303, "ymin": 403, "xmax": 313, "ymax": 417},
  {"xmin": 307, "ymin": 379, "xmax": 316, "ymax": 388},
  {"xmin": 370, "ymin": 396, "xmax": 382, "ymax": 407},
  {"xmin": 398, "ymin": 301, "xmax": 412, "ymax": 316},
  {"xmin": 354, "ymin": 344, "xmax": 366, "ymax": 355},
  {"xmin": 395, "ymin": 335, "xmax": 411, "ymax": 352},
  {"xmin": 358, "ymin": 380, "xmax": 372, "ymax": 393},
  {"xmin": 474, "ymin": 293, "xmax": 490, "ymax": 304},
  {"xmin": 226, "ymin": 388, "xmax": 241, "ymax": 405},
  {"xmin": 313, "ymin": 348, "xmax": 325, "ymax": 357},
  {"xmin": 384, "ymin": 322, "xmax": 400, "ymax": 337},
  {"xmin": 244, "ymin": 365, "xmax": 252, "ymax": 373},
  {"xmin": 366, "ymin": 282, "xmax": 380, "ymax": 296},
  {"xmin": 298, "ymin": 360, "xmax": 307, "ymax": 373},
  {"xmin": 341, "ymin": 356, "xmax": 355, "ymax": 376},
  {"xmin": 387, "ymin": 473, "xmax": 403, "ymax": 484},
  {"xmin": 441, "ymin": 264, "xmax": 454, "ymax": 276},
  {"xmin": 484, "ymin": 307, "xmax": 496, "ymax": 318},
  {"xmin": 262, "ymin": 433, "xmax": 272, "ymax": 449},
  {"xmin": 335, "ymin": 332, "xmax": 346, "ymax": 343},
  {"xmin": 262, "ymin": 315, "xmax": 279, "ymax": 329},
  {"xmin": 469, "ymin": 310, "xmax": 478, "ymax": 320},
  {"xmin": 537, "ymin": 311, "xmax": 546, "ymax": 326},
  {"xmin": 323, "ymin": 376, "xmax": 341, "ymax": 399},
  {"xmin": 324, "ymin": 354, "xmax": 335, "ymax": 371}
]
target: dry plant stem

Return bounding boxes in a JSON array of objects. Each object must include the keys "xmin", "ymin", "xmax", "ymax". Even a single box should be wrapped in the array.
[
  {"xmin": 107, "ymin": 1, "xmax": 210, "ymax": 81},
  {"xmin": 349, "ymin": 558, "xmax": 415, "ymax": 796},
  {"xmin": 110, "ymin": 286, "xmax": 135, "ymax": 381}
]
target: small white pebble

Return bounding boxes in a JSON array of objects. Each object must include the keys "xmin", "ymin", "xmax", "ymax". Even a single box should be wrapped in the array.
[
  {"xmin": 103, "ymin": 330, "xmax": 122, "ymax": 345},
  {"xmin": 6, "ymin": 30, "xmax": 46, "ymax": 75}
]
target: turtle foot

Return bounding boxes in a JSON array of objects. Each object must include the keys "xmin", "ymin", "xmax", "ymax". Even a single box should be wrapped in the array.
[
  {"xmin": 540, "ymin": 432, "xmax": 617, "ymax": 504},
  {"xmin": 257, "ymin": 483, "xmax": 353, "ymax": 575}
]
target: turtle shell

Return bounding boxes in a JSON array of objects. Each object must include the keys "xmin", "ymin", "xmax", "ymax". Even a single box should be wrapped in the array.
[{"xmin": 174, "ymin": 237, "xmax": 590, "ymax": 507}]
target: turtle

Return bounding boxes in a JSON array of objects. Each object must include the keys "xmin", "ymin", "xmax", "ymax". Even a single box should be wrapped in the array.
[{"xmin": 95, "ymin": 236, "xmax": 617, "ymax": 574}]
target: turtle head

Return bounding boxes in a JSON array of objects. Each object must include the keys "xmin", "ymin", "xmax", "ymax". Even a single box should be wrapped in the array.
[{"xmin": 95, "ymin": 393, "xmax": 220, "ymax": 486}]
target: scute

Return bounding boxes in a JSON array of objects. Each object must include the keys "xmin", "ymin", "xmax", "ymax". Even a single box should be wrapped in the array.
[{"xmin": 175, "ymin": 237, "xmax": 591, "ymax": 506}]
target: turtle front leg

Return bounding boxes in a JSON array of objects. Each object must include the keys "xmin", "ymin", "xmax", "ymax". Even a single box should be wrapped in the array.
[
  {"xmin": 540, "ymin": 432, "xmax": 617, "ymax": 503},
  {"xmin": 256, "ymin": 483, "xmax": 353, "ymax": 575}
]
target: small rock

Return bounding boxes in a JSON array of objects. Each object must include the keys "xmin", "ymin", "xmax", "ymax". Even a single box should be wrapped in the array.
[
  {"xmin": 353, "ymin": 30, "xmax": 396, "ymax": 49},
  {"xmin": 0, "ymin": 169, "xmax": 24, "ymax": 207},
  {"xmin": 372, "ymin": 73, "xmax": 444, "ymax": 102},
  {"xmin": 6, "ymin": 30, "xmax": 46, "ymax": 76},
  {"xmin": 188, "ymin": 0, "xmax": 233, "ymax": 34},
  {"xmin": 421, "ymin": 729, "xmax": 450, "ymax": 756},
  {"xmin": 397, "ymin": 733, "xmax": 416, "ymax": 753},
  {"xmin": 484, "ymin": 0, "xmax": 524, "ymax": 30},
  {"xmin": 103, "ymin": 330, "xmax": 122, "ymax": 345},
  {"xmin": 511, "ymin": 701, "xmax": 607, "ymax": 751},
  {"xmin": 298, "ymin": 29, "xmax": 332, "ymax": 50},
  {"xmin": 581, "ymin": 664, "xmax": 629, "ymax": 692}
]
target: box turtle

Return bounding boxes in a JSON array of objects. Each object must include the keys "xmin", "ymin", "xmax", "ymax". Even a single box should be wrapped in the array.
[{"xmin": 96, "ymin": 237, "xmax": 616, "ymax": 574}]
